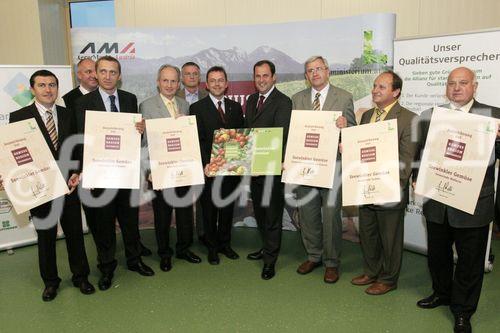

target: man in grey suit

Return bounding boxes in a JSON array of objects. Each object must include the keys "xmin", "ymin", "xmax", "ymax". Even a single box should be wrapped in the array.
[
  {"xmin": 291, "ymin": 56, "xmax": 355, "ymax": 283},
  {"xmin": 140, "ymin": 64, "xmax": 202, "ymax": 272},
  {"xmin": 176, "ymin": 61, "xmax": 208, "ymax": 246},
  {"xmin": 414, "ymin": 67, "xmax": 500, "ymax": 333},
  {"xmin": 177, "ymin": 62, "xmax": 208, "ymax": 105},
  {"xmin": 351, "ymin": 71, "xmax": 416, "ymax": 295}
]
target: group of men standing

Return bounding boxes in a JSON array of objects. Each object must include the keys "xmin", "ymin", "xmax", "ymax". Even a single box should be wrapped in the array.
[{"xmin": 3, "ymin": 52, "xmax": 498, "ymax": 333}]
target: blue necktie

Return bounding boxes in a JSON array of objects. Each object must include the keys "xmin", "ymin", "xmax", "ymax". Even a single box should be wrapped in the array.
[{"xmin": 109, "ymin": 95, "xmax": 118, "ymax": 112}]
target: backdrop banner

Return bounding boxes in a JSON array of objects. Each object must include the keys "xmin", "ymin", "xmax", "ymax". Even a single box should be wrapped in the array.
[
  {"xmin": 394, "ymin": 28, "xmax": 500, "ymax": 253},
  {"xmin": 70, "ymin": 14, "xmax": 396, "ymax": 232}
]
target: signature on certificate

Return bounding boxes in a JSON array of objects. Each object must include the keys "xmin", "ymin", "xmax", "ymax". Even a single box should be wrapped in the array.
[
  {"xmin": 31, "ymin": 181, "xmax": 47, "ymax": 198},
  {"xmin": 362, "ymin": 184, "xmax": 376, "ymax": 198},
  {"xmin": 436, "ymin": 180, "xmax": 453, "ymax": 194}
]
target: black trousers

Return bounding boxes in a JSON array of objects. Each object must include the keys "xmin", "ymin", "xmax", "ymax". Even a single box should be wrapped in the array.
[
  {"xmin": 250, "ymin": 176, "xmax": 284, "ymax": 264},
  {"xmin": 82, "ymin": 188, "xmax": 141, "ymax": 274},
  {"xmin": 426, "ymin": 215, "xmax": 489, "ymax": 319},
  {"xmin": 32, "ymin": 199, "xmax": 90, "ymax": 288},
  {"xmin": 152, "ymin": 186, "xmax": 194, "ymax": 258},
  {"xmin": 201, "ymin": 176, "xmax": 240, "ymax": 251}
]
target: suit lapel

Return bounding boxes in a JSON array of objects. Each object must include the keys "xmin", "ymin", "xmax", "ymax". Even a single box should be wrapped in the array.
[
  {"xmin": 384, "ymin": 102, "xmax": 401, "ymax": 121},
  {"xmin": 90, "ymin": 89, "xmax": 106, "ymax": 111},
  {"xmin": 155, "ymin": 94, "xmax": 170, "ymax": 118},
  {"xmin": 322, "ymin": 85, "xmax": 336, "ymax": 111},
  {"xmin": 253, "ymin": 89, "xmax": 276, "ymax": 123},
  {"xmin": 303, "ymin": 89, "xmax": 313, "ymax": 109}
]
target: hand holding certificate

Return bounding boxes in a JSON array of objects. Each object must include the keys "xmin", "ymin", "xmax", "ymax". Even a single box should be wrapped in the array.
[
  {"xmin": 415, "ymin": 107, "xmax": 497, "ymax": 214},
  {"xmin": 282, "ymin": 110, "xmax": 341, "ymax": 188},
  {"xmin": 341, "ymin": 119, "xmax": 400, "ymax": 206},
  {"xmin": 145, "ymin": 115, "xmax": 204, "ymax": 189},
  {"xmin": 82, "ymin": 111, "xmax": 142, "ymax": 189},
  {"xmin": 0, "ymin": 119, "xmax": 69, "ymax": 214}
]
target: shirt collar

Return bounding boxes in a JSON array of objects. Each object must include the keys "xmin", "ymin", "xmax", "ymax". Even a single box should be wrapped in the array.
[
  {"xmin": 79, "ymin": 85, "xmax": 90, "ymax": 95},
  {"xmin": 259, "ymin": 86, "xmax": 275, "ymax": 100},
  {"xmin": 209, "ymin": 94, "xmax": 225, "ymax": 108},
  {"xmin": 34, "ymin": 100, "xmax": 55, "ymax": 113},
  {"xmin": 375, "ymin": 99, "xmax": 398, "ymax": 114},
  {"xmin": 312, "ymin": 84, "xmax": 329, "ymax": 98},
  {"xmin": 450, "ymin": 98, "xmax": 474, "ymax": 113},
  {"xmin": 99, "ymin": 87, "xmax": 118, "ymax": 101}
]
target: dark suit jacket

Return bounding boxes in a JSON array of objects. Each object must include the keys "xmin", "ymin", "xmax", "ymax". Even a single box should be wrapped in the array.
[
  {"xmin": 414, "ymin": 100, "xmax": 500, "ymax": 227},
  {"xmin": 189, "ymin": 96, "xmax": 244, "ymax": 166},
  {"xmin": 9, "ymin": 103, "xmax": 79, "ymax": 214},
  {"xmin": 244, "ymin": 87, "xmax": 292, "ymax": 157},
  {"xmin": 62, "ymin": 86, "xmax": 83, "ymax": 111},
  {"xmin": 73, "ymin": 88, "xmax": 138, "ymax": 134},
  {"xmin": 360, "ymin": 102, "xmax": 417, "ymax": 210}
]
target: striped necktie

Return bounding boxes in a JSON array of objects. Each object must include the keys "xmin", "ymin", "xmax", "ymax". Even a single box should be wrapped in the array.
[
  {"xmin": 375, "ymin": 108, "xmax": 384, "ymax": 122},
  {"xmin": 312, "ymin": 92, "xmax": 321, "ymax": 111},
  {"xmin": 166, "ymin": 100, "xmax": 178, "ymax": 118},
  {"xmin": 45, "ymin": 109, "xmax": 58, "ymax": 149}
]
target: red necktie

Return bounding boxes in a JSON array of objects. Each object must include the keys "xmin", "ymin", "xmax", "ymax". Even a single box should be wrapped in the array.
[
  {"xmin": 217, "ymin": 100, "xmax": 226, "ymax": 124},
  {"xmin": 256, "ymin": 95, "xmax": 265, "ymax": 114}
]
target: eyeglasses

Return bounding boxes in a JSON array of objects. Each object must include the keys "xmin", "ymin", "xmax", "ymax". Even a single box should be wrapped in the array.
[
  {"xmin": 306, "ymin": 67, "xmax": 328, "ymax": 74},
  {"xmin": 183, "ymin": 72, "xmax": 200, "ymax": 77}
]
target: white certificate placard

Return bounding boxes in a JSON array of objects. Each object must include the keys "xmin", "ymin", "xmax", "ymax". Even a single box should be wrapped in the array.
[
  {"xmin": 146, "ymin": 116, "xmax": 204, "ymax": 189},
  {"xmin": 83, "ymin": 111, "xmax": 142, "ymax": 189},
  {"xmin": 415, "ymin": 107, "xmax": 497, "ymax": 214},
  {"xmin": 0, "ymin": 119, "xmax": 69, "ymax": 214},
  {"xmin": 282, "ymin": 110, "xmax": 341, "ymax": 188},
  {"xmin": 342, "ymin": 119, "xmax": 400, "ymax": 206}
]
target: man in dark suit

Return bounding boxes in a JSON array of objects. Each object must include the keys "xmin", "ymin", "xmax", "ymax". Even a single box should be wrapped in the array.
[
  {"xmin": 62, "ymin": 58, "xmax": 98, "ymax": 111},
  {"xmin": 291, "ymin": 56, "xmax": 355, "ymax": 283},
  {"xmin": 244, "ymin": 60, "xmax": 292, "ymax": 280},
  {"xmin": 64, "ymin": 57, "xmax": 152, "ymax": 257},
  {"xmin": 177, "ymin": 61, "xmax": 209, "ymax": 246},
  {"xmin": 74, "ymin": 56, "xmax": 154, "ymax": 291},
  {"xmin": 350, "ymin": 71, "xmax": 417, "ymax": 295},
  {"xmin": 140, "ymin": 64, "xmax": 202, "ymax": 272},
  {"xmin": 414, "ymin": 67, "xmax": 500, "ymax": 333},
  {"xmin": 7, "ymin": 70, "xmax": 95, "ymax": 301},
  {"xmin": 189, "ymin": 66, "xmax": 244, "ymax": 265}
]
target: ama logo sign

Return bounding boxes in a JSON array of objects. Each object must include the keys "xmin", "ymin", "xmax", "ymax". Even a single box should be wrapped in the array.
[{"xmin": 78, "ymin": 42, "xmax": 135, "ymax": 60}]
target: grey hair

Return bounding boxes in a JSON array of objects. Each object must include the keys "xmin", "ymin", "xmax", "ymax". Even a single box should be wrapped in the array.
[
  {"xmin": 304, "ymin": 56, "xmax": 329, "ymax": 72},
  {"xmin": 156, "ymin": 64, "xmax": 181, "ymax": 82}
]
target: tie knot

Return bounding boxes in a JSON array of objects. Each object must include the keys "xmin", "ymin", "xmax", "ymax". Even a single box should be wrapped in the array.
[
  {"xmin": 259, "ymin": 95, "xmax": 265, "ymax": 101},
  {"xmin": 109, "ymin": 95, "xmax": 115, "ymax": 102},
  {"xmin": 46, "ymin": 109, "xmax": 52, "ymax": 115},
  {"xmin": 218, "ymin": 101, "xmax": 222, "ymax": 107},
  {"xmin": 315, "ymin": 92, "xmax": 321, "ymax": 99},
  {"xmin": 376, "ymin": 108, "xmax": 384, "ymax": 115}
]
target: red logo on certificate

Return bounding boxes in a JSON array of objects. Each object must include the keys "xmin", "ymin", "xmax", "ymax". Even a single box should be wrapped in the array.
[
  {"xmin": 360, "ymin": 146, "xmax": 376, "ymax": 163},
  {"xmin": 105, "ymin": 135, "xmax": 121, "ymax": 150},
  {"xmin": 304, "ymin": 133, "xmax": 320, "ymax": 148},
  {"xmin": 11, "ymin": 147, "xmax": 33, "ymax": 166},
  {"xmin": 166, "ymin": 138, "xmax": 181, "ymax": 152},
  {"xmin": 444, "ymin": 139, "xmax": 465, "ymax": 161}
]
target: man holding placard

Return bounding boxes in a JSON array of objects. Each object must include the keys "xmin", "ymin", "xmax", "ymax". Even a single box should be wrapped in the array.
[
  {"xmin": 74, "ymin": 56, "xmax": 154, "ymax": 291},
  {"xmin": 414, "ymin": 67, "xmax": 500, "ymax": 332},
  {"xmin": 140, "ymin": 64, "xmax": 202, "ymax": 272},
  {"xmin": 291, "ymin": 56, "xmax": 355, "ymax": 283},
  {"xmin": 6, "ymin": 70, "xmax": 94, "ymax": 301},
  {"xmin": 350, "ymin": 71, "xmax": 416, "ymax": 295},
  {"xmin": 245, "ymin": 60, "xmax": 292, "ymax": 280}
]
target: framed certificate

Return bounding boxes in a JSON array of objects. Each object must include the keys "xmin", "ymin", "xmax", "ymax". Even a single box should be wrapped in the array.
[
  {"xmin": 415, "ymin": 107, "xmax": 497, "ymax": 214},
  {"xmin": 341, "ymin": 119, "xmax": 400, "ymax": 206},
  {"xmin": 0, "ymin": 119, "xmax": 69, "ymax": 214},
  {"xmin": 282, "ymin": 110, "xmax": 341, "ymax": 188},
  {"xmin": 207, "ymin": 128, "xmax": 283, "ymax": 176},
  {"xmin": 82, "ymin": 111, "xmax": 142, "ymax": 189},
  {"xmin": 145, "ymin": 116, "xmax": 204, "ymax": 189}
]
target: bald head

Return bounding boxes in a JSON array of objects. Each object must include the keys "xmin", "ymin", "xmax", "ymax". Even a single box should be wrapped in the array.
[
  {"xmin": 446, "ymin": 67, "xmax": 477, "ymax": 106},
  {"xmin": 77, "ymin": 58, "xmax": 98, "ymax": 91}
]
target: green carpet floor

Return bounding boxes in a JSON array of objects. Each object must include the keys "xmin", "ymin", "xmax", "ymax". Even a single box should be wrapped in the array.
[{"xmin": 1, "ymin": 228, "xmax": 499, "ymax": 332}]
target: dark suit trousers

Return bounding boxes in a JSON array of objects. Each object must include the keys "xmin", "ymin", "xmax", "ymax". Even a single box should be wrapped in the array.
[
  {"xmin": 33, "ymin": 201, "xmax": 90, "ymax": 287},
  {"xmin": 201, "ymin": 176, "xmax": 240, "ymax": 250},
  {"xmin": 358, "ymin": 206, "xmax": 405, "ymax": 284},
  {"xmin": 250, "ymin": 176, "xmax": 284, "ymax": 264},
  {"xmin": 426, "ymin": 215, "xmax": 489, "ymax": 319},
  {"xmin": 152, "ymin": 186, "xmax": 194, "ymax": 258},
  {"xmin": 83, "ymin": 188, "xmax": 141, "ymax": 274}
]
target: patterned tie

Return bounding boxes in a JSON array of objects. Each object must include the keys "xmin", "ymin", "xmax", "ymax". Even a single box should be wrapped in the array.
[
  {"xmin": 167, "ymin": 100, "xmax": 178, "ymax": 118},
  {"xmin": 217, "ymin": 100, "xmax": 226, "ymax": 124},
  {"xmin": 109, "ymin": 95, "xmax": 118, "ymax": 112},
  {"xmin": 312, "ymin": 92, "xmax": 321, "ymax": 111},
  {"xmin": 45, "ymin": 109, "xmax": 58, "ymax": 150},
  {"xmin": 256, "ymin": 95, "xmax": 265, "ymax": 115},
  {"xmin": 375, "ymin": 108, "xmax": 384, "ymax": 122}
]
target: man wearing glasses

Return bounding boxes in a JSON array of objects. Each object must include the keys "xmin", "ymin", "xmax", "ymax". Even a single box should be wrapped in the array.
[
  {"xmin": 177, "ymin": 62, "xmax": 208, "ymax": 105},
  {"xmin": 291, "ymin": 55, "xmax": 355, "ymax": 284}
]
